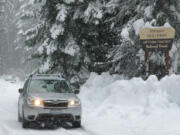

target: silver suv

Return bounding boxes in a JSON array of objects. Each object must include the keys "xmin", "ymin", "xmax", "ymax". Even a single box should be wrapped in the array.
[{"xmin": 18, "ymin": 74, "xmax": 81, "ymax": 128}]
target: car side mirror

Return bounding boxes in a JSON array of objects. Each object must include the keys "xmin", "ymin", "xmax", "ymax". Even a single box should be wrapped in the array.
[
  {"xmin": 19, "ymin": 88, "xmax": 24, "ymax": 93},
  {"xmin": 74, "ymin": 89, "xmax": 80, "ymax": 94}
]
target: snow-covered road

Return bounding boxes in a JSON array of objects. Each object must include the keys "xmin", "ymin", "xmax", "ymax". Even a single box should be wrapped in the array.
[
  {"xmin": 1, "ymin": 73, "xmax": 180, "ymax": 135},
  {"xmin": 0, "ymin": 79, "xmax": 96, "ymax": 135}
]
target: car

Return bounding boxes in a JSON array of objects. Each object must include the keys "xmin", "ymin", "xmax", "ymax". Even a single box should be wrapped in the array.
[{"xmin": 18, "ymin": 74, "xmax": 81, "ymax": 129}]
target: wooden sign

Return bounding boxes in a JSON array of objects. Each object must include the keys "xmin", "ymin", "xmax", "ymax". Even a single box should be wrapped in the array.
[
  {"xmin": 139, "ymin": 26, "xmax": 175, "ymax": 78},
  {"xmin": 139, "ymin": 27, "xmax": 175, "ymax": 51}
]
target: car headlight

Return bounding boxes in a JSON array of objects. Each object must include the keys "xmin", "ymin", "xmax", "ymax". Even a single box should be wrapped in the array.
[
  {"xmin": 27, "ymin": 98, "xmax": 44, "ymax": 107},
  {"xmin": 68, "ymin": 99, "xmax": 80, "ymax": 107}
]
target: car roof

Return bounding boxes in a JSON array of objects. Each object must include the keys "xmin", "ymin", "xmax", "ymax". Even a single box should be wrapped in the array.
[{"xmin": 30, "ymin": 74, "xmax": 65, "ymax": 81}]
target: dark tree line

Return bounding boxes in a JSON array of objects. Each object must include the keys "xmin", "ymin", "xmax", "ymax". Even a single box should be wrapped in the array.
[{"xmin": 1, "ymin": 0, "xmax": 180, "ymax": 82}]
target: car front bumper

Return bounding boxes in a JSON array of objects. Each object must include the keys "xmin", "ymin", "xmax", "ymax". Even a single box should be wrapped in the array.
[{"xmin": 23, "ymin": 104, "xmax": 81, "ymax": 122}]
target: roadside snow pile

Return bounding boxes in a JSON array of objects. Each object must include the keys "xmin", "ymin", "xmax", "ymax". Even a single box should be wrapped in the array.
[
  {"xmin": 1, "ymin": 74, "xmax": 180, "ymax": 135},
  {"xmin": 80, "ymin": 73, "xmax": 180, "ymax": 118}
]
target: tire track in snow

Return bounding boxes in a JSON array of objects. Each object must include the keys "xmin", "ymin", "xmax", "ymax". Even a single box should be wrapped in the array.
[
  {"xmin": 60, "ymin": 126, "xmax": 98, "ymax": 135},
  {"xmin": 0, "ymin": 80, "xmax": 97, "ymax": 135},
  {"xmin": 80, "ymin": 126, "xmax": 98, "ymax": 135},
  {"xmin": 0, "ymin": 124, "xmax": 12, "ymax": 135}
]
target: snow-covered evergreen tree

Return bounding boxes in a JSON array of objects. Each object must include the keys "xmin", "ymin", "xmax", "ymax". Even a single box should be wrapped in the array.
[
  {"xmin": 18, "ymin": 0, "xmax": 180, "ymax": 81},
  {"xmin": 103, "ymin": 0, "xmax": 180, "ymax": 78},
  {"xmin": 0, "ymin": 0, "xmax": 25, "ymax": 75},
  {"xmin": 22, "ymin": 0, "xmax": 103, "ymax": 86}
]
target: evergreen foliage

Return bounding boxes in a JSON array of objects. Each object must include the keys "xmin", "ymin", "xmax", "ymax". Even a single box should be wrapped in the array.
[
  {"xmin": 21, "ymin": 0, "xmax": 103, "ymax": 86},
  {"xmin": 103, "ymin": 0, "xmax": 180, "ymax": 79},
  {"xmin": 19, "ymin": 0, "xmax": 180, "ymax": 82}
]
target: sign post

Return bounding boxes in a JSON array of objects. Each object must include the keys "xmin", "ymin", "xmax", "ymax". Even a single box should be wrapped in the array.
[
  {"xmin": 165, "ymin": 52, "xmax": 169, "ymax": 75},
  {"xmin": 139, "ymin": 27, "xmax": 175, "ymax": 79},
  {"xmin": 145, "ymin": 52, "xmax": 149, "ymax": 78}
]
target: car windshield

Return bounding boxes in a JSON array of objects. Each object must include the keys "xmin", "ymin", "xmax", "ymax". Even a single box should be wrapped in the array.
[{"xmin": 28, "ymin": 79, "xmax": 72, "ymax": 93}]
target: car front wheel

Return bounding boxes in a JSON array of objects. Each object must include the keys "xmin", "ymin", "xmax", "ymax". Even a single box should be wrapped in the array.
[
  {"xmin": 22, "ymin": 107, "xmax": 29, "ymax": 129},
  {"xmin": 22, "ymin": 121, "xmax": 29, "ymax": 129},
  {"xmin": 18, "ymin": 110, "xmax": 22, "ymax": 122},
  {"xmin": 72, "ymin": 120, "xmax": 81, "ymax": 128}
]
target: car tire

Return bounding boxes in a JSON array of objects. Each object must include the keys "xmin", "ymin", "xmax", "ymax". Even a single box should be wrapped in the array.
[
  {"xmin": 22, "ymin": 121, "xmax": 29, "ymax": 129},
  {"xmin": 18, "ymin": 110, "xmax": 22, "ymax": 122},
  {"xmin": 72, "ymin": 120, "xmax": 81, "ymax": 128},
  {"xmin": 22, "ymin": 107, "xmax": 29, "ymax": 129},
  {"xmin": 18, "ymin": 102, "xmax": 22, "ymax": 122}
]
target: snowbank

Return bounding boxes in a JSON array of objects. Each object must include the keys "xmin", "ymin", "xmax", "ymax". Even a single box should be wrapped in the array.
[
  {"xmin": 79, "ymin": 73, "xmax": 180, "ymax": 135},
  {"xmin": 1, "ymin": 74, "xmax": 180, "ymax": 135},
  {"xmin": 80, "ymin": 73, "xmax": 180, "ymax": 118}
]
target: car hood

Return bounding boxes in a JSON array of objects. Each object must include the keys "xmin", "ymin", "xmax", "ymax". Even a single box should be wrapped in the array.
[{"xmin": 28, "ymin": 93, "xmax": 78, "ymax": 101}]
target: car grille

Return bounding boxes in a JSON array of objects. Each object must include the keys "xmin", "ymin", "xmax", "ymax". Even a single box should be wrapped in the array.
[
  {"xmin": 43, "ymin": 100, "xmax": 68, "ymax": 108},
  {"xmin": 37, "ymin": 114, "xmax": 73, "ymax": 122}
]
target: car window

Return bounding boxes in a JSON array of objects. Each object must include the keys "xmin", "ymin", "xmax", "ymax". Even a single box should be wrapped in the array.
[
  {"xmin": 28, "ymin": 79, "xmax": 72, "ymax": 93},
  {"xmin": 23, "ymin": 79, "xmax": 29, "ymax": 91}
]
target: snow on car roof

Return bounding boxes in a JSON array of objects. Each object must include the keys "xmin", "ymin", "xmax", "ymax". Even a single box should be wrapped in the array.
[{"xmin": 31, "ymin": 74, "xmax": 65, "ymax": 80}]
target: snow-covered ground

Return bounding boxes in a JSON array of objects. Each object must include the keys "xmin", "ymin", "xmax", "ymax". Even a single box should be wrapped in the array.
[{"xmin": 1, "ymin": 73, "xmax": 180, "ymax": 135}]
